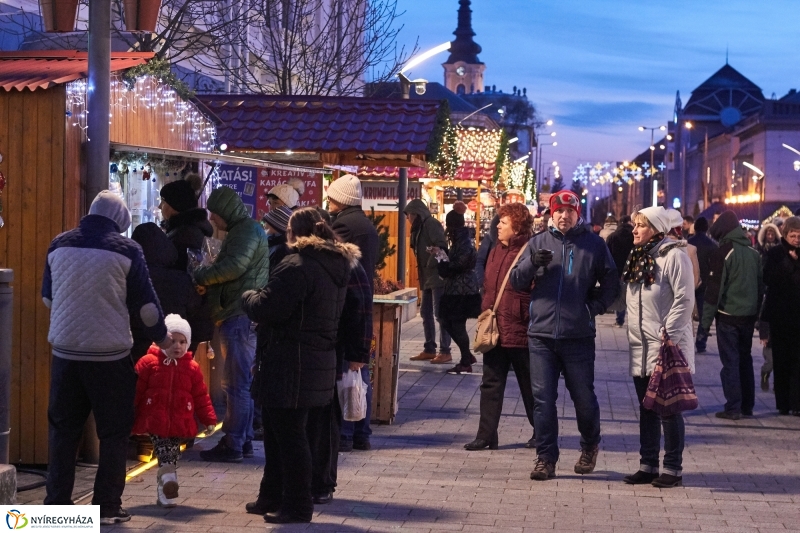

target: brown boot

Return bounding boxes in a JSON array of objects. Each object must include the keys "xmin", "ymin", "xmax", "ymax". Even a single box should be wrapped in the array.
[
  {"xmin": 430, "ymin": 353, "xmax": 453, "ymax": 364},
  {"xmin": 410, "ymin": 351, "xmax": 436, "ymax": 361}
]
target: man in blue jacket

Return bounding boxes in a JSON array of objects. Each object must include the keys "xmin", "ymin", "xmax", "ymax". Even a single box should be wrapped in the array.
[{"xmin": 510, "ymin": 190, "xmax": 618, "ymax": 481}]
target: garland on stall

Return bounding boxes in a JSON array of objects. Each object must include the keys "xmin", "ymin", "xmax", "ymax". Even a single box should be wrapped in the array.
[
  {"xmin": 426, "ymin": 101, "xmax": 459, "ymax": 179},
  {"xmin": 492, "ymin": 130, "xmax": 509, "ymax": 185},
  {"xmin": 122, "ymin": 58, "xmax": 195, "ymax": 101}
]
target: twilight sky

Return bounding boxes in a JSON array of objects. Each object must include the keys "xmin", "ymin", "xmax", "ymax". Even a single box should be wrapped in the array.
[{"xmin": 394, "ymin": 0, "xmax": 800, "ymax": 175}]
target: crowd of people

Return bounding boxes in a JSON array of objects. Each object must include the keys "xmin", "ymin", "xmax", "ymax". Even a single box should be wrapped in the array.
[{"xmin": 39, "ymin": 171, "xmax": 800, "ymax": 523}]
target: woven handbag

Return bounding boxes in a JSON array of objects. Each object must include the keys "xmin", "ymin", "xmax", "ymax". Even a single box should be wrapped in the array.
[
  {"xmin": 472, "ymin": 244, "xmax": 528, "ymax": 353},
  {"xmin": 642, "ymin": 331, "xmax": 698, "ymax": 416}
]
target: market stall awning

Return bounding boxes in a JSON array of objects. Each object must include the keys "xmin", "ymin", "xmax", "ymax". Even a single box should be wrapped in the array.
[
  {"xmin": 198, "ymin": 94, "xmax": 442, "ymax": 166},
  {"xmin": 698, "ymin": 201, "xmax": 800, "ymax": 224}
]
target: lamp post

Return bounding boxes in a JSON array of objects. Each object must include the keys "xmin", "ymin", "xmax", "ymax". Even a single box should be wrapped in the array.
[
  {"xmin": 743, "ymin": 161, "xmax": 765, "ymax": 228},
  {"xmin": 395, "ymin": 42, "xmax": 450, "ymax": 285},
  {"xmin": 537, "ymin": 141, "xmax": 558, "ymax": 197},
  {"xmin": 638, "ymin": 125, "xmax": 666, "ymax": 207},
  {"xmin": 684, "ymin": 121, "xmax": 710, "ymax": 211},
  {"xmin": 533, "ymin": 120, "xmax": 555, "ymax": 198}
]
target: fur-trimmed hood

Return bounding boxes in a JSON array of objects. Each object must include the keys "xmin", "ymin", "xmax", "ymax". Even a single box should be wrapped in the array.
[
  {"xmin": 758, "ymin": 223, "xmax": 781, "ymax": 247},
  {"xmin": 292, "ymin": 236, "xmax": 361, "ymax": 287}
]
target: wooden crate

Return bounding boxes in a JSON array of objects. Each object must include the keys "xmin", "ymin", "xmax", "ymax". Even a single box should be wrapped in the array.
[{"xmin": 370, "ymin": 302, "xmax": 402, "ymax": 424}]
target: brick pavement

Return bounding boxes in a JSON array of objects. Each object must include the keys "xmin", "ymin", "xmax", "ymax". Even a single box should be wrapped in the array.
[{"xmin": 17, "ymin": 314, "xmax": 800, "ymax": 532}]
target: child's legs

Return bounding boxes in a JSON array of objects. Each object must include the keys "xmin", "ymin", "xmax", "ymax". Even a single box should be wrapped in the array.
[{"xmin": 150, "ymin": 435, "xmax": 182, "ymax": 466}]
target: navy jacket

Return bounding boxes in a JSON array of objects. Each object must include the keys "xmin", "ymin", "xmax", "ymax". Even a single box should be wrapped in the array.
[{"xmin": 510, "ymin": 223, "xmax": 618, "ymax": 340}]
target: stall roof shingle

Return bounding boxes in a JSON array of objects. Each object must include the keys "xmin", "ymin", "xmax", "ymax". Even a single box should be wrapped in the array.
[
  {"xmin": 198, "ymin": 94, "xmax": 442, "ymax": 155},
  {"xmin": 0, "ymin": 51, "xmax": 154, "ymax": 92}
]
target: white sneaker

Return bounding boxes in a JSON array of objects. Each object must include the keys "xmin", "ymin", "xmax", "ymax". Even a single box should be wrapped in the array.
[{"xmin": 156, "ymin": 465, "xmax": 179, "ymax": 508}]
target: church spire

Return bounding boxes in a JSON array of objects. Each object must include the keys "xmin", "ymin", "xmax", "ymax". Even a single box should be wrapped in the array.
[{"xmin": 446, "ymin": 0, "xmax": 483, "ymax": 65}]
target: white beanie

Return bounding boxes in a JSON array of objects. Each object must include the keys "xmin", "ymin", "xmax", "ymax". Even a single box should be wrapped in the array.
[
  {"xmin": 89, "ymin": 190, "xmax": 131, "ymax": 233},
  {"xmin": 267, "ymin": 183, "xmax": 300, "ymax": 208},
  {"xmin": 164, "ymin": 313, "xmax": 191, "ymax": 348},
  {"xmin": 327, "ymin": 174, "xmax": 362, "ymax": 206},
  {"xmin": 666, "ymin": 209, "xmax": 684, "ymax": 231},
  {"xmin": 637, "ymin": 206, "xmax": 673, "ymax": 234}
]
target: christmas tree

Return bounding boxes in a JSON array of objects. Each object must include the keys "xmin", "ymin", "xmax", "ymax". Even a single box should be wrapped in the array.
[{"xmin": 367, "ymin": 207, "xmax": 396, "ymax": 272}]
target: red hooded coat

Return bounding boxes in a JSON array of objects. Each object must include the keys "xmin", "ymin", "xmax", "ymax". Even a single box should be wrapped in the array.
[{"xmin": 132, "ymin": 346, "xmax": 217, "ymax": 438}]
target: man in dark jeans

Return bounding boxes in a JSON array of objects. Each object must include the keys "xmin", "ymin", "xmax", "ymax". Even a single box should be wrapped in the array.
[
  {"xmin": 701, "ymin": 211, "xmax": 762, "ymax": 420},
  {"xmin": 510, "ymin": 190, "xmax": 618, "ymax": 481},
  {"xmin": 605, "ymin": 215, "xmax": 634, "ymax": 327},
  {"xmin": 688, "ymin": 216, "xmax": 718, "ymax": 352}
]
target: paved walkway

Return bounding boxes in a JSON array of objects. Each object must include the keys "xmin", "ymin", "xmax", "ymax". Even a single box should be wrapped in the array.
[{"xmin": 18, "ymin": 314, "xmax": 800, "ymax": 532}]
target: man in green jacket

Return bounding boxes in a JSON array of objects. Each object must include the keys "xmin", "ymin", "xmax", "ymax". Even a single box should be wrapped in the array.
[
  {"xmin": 701, "ymin": 210, "xmax": 762, "ymax": 420},
  {"xmin": 194, "ymin": 186, "xmax": 270, "ymax": 462},
  {"xmin": 404, "ymin": 199, "xmax": 451, "ymax": 363}
]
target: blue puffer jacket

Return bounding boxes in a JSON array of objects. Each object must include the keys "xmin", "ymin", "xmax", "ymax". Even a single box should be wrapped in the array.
[{"xmin": 510, "ymin": 222, "xmax": 619, "ymax": 340}]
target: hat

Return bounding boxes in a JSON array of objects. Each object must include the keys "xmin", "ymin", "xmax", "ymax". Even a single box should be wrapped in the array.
[
  {"xmin": 637, "ymin": 206, "xmax": 672, "ymax": 234},
  {"xmin": 164, "ymin": 314, "xmax": 191, "ymax": 348},
  {"xmin": 694, "ymin": 216, "xmax": 709, "ymax": 233},
  {"xmin": 445, "ymin": 208, "xmax": 465, "ymax": 229},
  {"xmin": 452, "ymin": 201, "xmax": 468, "ymax": 215},
  {"xmin": 326, "ymin": 174, "xmax": 362, "ymax": 206},
  {"xmin": 549, "ymin": 190, "xmax": 581, "ymax": 217},
  {"xmin": 262, "ymin": 205, "xmax": 292, "ymax": 234},
  {"xmin": 267, "ymin": 183, "xmax": 300, "ymax": 208},
  {"xmin": 89, "ymin": 190, "xmax": 131, "ymax": 233},
  {"xmin": 666, "ymin": 209, "xmax": 684, "ymax": 231},
  {"xmin": 709, "ymin": 210, "xmax": 739, "ymax": 241},
  {"xmin": 160, "ymin": 179, "xmax": 198, "ymax": 213}
]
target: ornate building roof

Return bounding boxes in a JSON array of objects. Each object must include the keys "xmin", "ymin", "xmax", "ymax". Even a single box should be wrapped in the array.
[
  {"xmin": 445, "ymin": 0, "xmax": 483, "ymax": 65},
  {"xmin": 682, "ymin": 64, "xmax": 764, "ymax": 126}
]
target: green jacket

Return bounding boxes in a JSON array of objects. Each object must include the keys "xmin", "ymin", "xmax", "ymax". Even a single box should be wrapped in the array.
[
  {"xmin": 701, "ymin": 227, "xmax": 762, "ymax": 330},
  {"xmin": 194, "ymin": 187, "xmax": 270, "ymax": 323},
  {"xmin": 404, "ymin": 199, "xmax": 446, "ymax": 290}
]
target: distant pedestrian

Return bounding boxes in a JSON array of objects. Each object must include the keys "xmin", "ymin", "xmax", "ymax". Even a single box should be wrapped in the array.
[
  {"xmin": 606, "ymin": 215, "xmax": 634, "ymax": 327},
  {"xmin": 132, "ymin": 315, "xmax": 217, "ymax": 508},
  {"xmin": 475, "ymin": 214, "xmax": 500, "ymax": 284},
  {"xmin": 761, "ymin": 216, "xmax": 800, "ymax": 415},
  {"xmin": 598, "ymin": 215, "xmax": 617, "ymax": 240},
  {"xmin": 510, "ymin": 190, "xmax": 618, "ymax": 481},
  {"xmin": 623, "ymin": 207, "xmax": 695, "ymax": 488},
  {"xmin": 755, "ymin": 222, "xmax": 781, "ymax": 389},
  {"xmin": 432, "ymin": 202, "xmax": 482, "ymax": 374},
  {"xmin": 682, "ymin": 215, "xmax": 695, "ymax": 238},
  {"xmin": 404, "ymin": 199, "xmax": 451, "ymax": 362},
  {"xmin": 42, "ymin": 191, "xmax": 172, "ymax": 524},
  {"xmin": 688, "ymin": 217, "xmax": 718, "ymax": 353},
  {"xmin": 465, "ymin": 203, "xmax": 536, "ymax": 450},
  {"xmin": 195, "ymin": 186, "xmax": 270, "ymax": 463},
  {"xmin": 700, "ymin": 211, "xmax": 762, "ymax": 420}
]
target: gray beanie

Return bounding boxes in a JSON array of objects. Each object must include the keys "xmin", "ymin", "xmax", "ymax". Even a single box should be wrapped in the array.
[
  {"xmin": 326, "ymin": 174, "xmax": 362, "ymax": 206},
  {"xmin": 89, "ymin": 190, "xmax": 131, "ymax": 233}
]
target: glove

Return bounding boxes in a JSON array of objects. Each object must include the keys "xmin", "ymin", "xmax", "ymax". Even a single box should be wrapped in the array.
[
  {"xmin": 532, "ymin": 249, "xmax": 554, "ymax": 267},
  {"xmin": 205, "ymin": 424, "xmax": 217, "ymax": 435},
  {"xmin": 156, "ymin": 332, "xmax": 174, "ymax": 350}
]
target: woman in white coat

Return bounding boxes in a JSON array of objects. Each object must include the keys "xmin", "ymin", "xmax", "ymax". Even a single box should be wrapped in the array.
[{"xmin": 623, "ymin": 206, "xmax": 695, "ymax": 489}]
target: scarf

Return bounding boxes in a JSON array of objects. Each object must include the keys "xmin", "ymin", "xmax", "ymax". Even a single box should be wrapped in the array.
[{"xmin": 623, "ymin": 233, "xmax": 664, "ymax": 286}]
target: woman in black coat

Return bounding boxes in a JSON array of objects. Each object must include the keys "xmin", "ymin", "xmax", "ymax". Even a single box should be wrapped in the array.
[{"xmin": 241, "ymin": 208, "xmax": 359, "ymax": 524}]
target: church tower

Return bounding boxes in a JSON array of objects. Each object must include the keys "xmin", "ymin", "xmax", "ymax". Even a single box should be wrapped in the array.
[{"xmin": 442, "ymin": 0, "xmax": 485, "ymax": 95}]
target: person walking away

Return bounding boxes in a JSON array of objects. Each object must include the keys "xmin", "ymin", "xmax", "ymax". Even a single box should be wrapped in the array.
[
  {"xmin": 194, "ymin": 186, "xmax": 270, "ymax": 462},
  {"xmin": 132, "ymin": 315, "xmax": 217, "ymax": 507},
  {"xmin": 700, "ymin": 210, "xmax": 762, "ymax": 420},
  {"xmin": 688, "ymin": 217, "xmax": 718, "ymax": 353},
  {"xmin": 404, "ymin": 199, "xmax": 452, "ymax": 362},
  {"xmin": 242, "ymin": 208, "xmax": 356, "ymax": 524},
  {"xmin": 475, "ymin": 214, "xmax": 500, "ymax": 284},
  {"xmin": 755, "ymin": 222, "xmax": 781, "ymax": 388},
  {"xmin": 599, "ymin": 216, "xmax": 617, "ymax": 240},
  {"xmin": 41, "ymin": 191, "xmax": 172, "ymax": 524},
  {"xmin": 606, "ymin": 215, "xmax": 634, "ymax": 327},
  {"xmin": 464, "ymin": 203, "xmax": 536, "ymax": 450},
  {"xmin": 510, "ymin": 190, "xmax": 618, "ymax": 481},
  {"xmin": 326, "ymin": 174, "xmax": 378, "ymax": 451},
  {"xmin": 623, "ymin": 207, "xmax": 695, "ymax": 488},
  {"xmin": 760, "ymin": 216, "xmax": 800, "ymax": 414},
  {"xmin": 431, "ymin": 203, "xmax": 482, "ymax": 374}
]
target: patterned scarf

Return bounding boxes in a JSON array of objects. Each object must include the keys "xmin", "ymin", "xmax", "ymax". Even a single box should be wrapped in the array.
[{"xmin": 623, "ymin": 233, "xmax": 664, "ymax": 286}]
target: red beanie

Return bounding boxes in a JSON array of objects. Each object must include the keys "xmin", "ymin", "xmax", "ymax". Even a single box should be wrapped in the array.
[{"xmin": 549, "ymin": 190, "xmax": 581, "ymax": 217}]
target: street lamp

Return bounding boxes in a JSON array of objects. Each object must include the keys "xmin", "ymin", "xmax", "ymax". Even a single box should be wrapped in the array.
[
  {"xmin": 537, "ymin": 141, "xmax": 557, "ymax": 195},
  {"xmin": 395, "ymin": 41, "xmax": 451, "ymax": 285},
  {"xmin": 742, "ymin": 161, "xmax": 765, "ymax": 227},
  {"xmin": 639, "ymin": 125, "xmax": 666, "ymax": 206}
]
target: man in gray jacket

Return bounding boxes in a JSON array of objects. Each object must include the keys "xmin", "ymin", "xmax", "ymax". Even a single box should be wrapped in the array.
[{"xmin": 404, "ymin": 199, "xmax": 451, "ymax": 363}]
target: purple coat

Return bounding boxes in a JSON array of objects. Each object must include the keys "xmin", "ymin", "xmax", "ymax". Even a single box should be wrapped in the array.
[{"xmin": 481, "ymin": 233, "xmax": 531, "ymax": 349}]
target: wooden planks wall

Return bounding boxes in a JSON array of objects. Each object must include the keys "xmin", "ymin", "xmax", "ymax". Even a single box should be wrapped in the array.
[{"xmin": 0, "ymin": 87, "xmax": 67, "ymax": 464}]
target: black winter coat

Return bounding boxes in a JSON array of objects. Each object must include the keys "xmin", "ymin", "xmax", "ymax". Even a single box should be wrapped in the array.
[
  {"xmin": 437, "ymin": 227, "xmax": 482, "ymax": 319},
  {"xmin": 267, "ymin": 233, "xmax": 289, "ymax": 275},
  {"xmin": 130, "ymin": 223, "xmax": 202, "ymax": 360},
  {"xmin": 164, "ymin": 208, "xmax": 214, "ymax": 271},
  {"xmin": 605, "ymin": 222, "xmax": 634, "ymax": 275},
  {"xmin": 242, "ymin": 236, "xmax": 359, "ymax": 409},
  {"xmin": 332, "ymin": 205, "xmax": 379, "ymax": 282},
  {"xmin": 762, "ymin": 239, "xmax": 800, "ymax": 328},
  {"xmin": 687, "ymin": 231, "xmax": 718, "ymax": 287}
]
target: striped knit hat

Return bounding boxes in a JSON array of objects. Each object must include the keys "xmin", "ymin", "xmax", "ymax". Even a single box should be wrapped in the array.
[{"xmin": 262, "ymin": 205, "xmax": 292, "ymax": 234}]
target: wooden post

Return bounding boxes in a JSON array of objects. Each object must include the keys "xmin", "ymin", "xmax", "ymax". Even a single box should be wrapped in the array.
[{"xmin": 475, "ymin": 180, "xmax": 481, "ymax": 248}]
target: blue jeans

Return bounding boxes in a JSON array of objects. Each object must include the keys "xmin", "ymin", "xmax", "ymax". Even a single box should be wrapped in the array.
[
  {"xmin": 716, "ymin": 317, "xmax": 756, "ymax": 414},
  {"xmin": 529, "ymin": 337, "xmax": 601, "ymax": 463},
  {"xmin": 633, "ymin": 376, "xmax": 684, "ymax": 476},
  {"xmin": 219, "ymin": 314, "xmax": 256, "ymax": 452},
  {"xmin": 420, "ymin": 286, "xmax": 451, "ymax": 354},
  {"xmin": 340, "ymin": 363, "xmax": 372, "ymax": 442}
]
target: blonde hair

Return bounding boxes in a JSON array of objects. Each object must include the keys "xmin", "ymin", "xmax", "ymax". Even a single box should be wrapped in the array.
[{"xmin": 632, "ymin": 212, "xmax": 656, "ymax": 231}]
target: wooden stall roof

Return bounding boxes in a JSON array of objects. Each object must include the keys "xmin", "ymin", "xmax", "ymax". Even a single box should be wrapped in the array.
[{"xmin": 0, "ymin": 51, "xmax": 154, "ymax": 92}]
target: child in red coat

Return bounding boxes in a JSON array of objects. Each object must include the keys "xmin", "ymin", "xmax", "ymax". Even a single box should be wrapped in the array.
[{"xmin": 133, "ymin": 314, "xmax": 217, "ymax": 507}]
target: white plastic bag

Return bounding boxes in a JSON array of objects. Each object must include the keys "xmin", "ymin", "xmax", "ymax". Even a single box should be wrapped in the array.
[{"xmin": 338, "ymin": 370, "xmax": 367, "ymax": 422}]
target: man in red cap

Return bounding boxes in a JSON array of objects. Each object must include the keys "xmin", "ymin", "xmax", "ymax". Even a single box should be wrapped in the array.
[{"xmin": 510, "ymin": 190, "xmax": 619, "ymax": 481}]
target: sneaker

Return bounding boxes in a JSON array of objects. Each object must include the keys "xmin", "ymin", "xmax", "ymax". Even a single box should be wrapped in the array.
[
  {"xmin": 446, "ymin": 363, "xmax": 472, "ymax": 374},
  {"xmin": 253, "ymin": 427, "xmax": 264, "ymax": 441},
  {"xmin": 245, "ymin": 499, "xmax": 280, "ymax": 515},
  {"xmin": 530, "ymin": 458, "xmax": 556, "ymax": 480},
  {"xmin": 410, "ymin": 351, "xmax": 436, "ymax": 361},
  {"xmin": 623, "ymin": 470, "xmax": 659, "ymax": 485},
  {"xmin": 242, "ymin": 440, "xmax": 254, "ymax": 458},
  {"xmin": 651, "ymin": 473, "xmax": 682, "ymax": 488},
  {"xmin": 761, "ymin": 371, "xmax": 770, "ymax": 392},
  {"xmin": 430, "ymin": 353, "xmax": 453, "ymax": 364},
  {"xmin": 199, "ymin": 439, "xmax": 243, "ymax": 463},
  {"xmin": 613, "ymin": 323, "xmax": 625, "ymax": 328},
  {"xmin": 574, "ymin": 446, "xmax": 599, "ymax": 474},
  {"xmin": 715, "ymin": 410, "xmax": 741, "ymax": 420},
  {"xmin": 100, "ymin": 508, "xmax": 131, "ymax": 525},
  {"xmin": 352, "ymin": 439, "xmax": 371, "ymax": 451},
  {"xmin": 339, "ymin": 438, "xmax": 353, "ymax": 452}
]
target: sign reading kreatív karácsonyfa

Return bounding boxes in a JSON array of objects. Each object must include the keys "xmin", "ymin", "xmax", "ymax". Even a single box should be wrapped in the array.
[
  {"xmin": 256, "ymin": 168, "xmax": 324, "ymax": 220},
  {"xmin": 215, "ymin": 164, "xmax": 258, "ymax": 218}
]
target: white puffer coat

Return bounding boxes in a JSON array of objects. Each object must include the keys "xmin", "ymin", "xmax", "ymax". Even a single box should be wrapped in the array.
[{"xmin": 627, "ymin": 239, "xmax": 696, "ymax": 377}]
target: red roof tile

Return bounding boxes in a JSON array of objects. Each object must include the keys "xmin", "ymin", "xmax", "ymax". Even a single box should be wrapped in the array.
[
  {"xmin": 0, "ymin": 51, "xmax": 154, "ymax": 92},
  {"xmin": 198, "ymin": 94, "xmax": 442, "ymax": 156}
]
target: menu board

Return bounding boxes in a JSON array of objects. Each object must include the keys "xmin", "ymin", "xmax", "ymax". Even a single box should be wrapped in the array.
[
  {"xmin": 215, "ymin": 164, "xmax": 258, "ymax": 218},
  {"xmin": 256, "ymin": 168, "xmax": 325, "ymax": 220}
]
